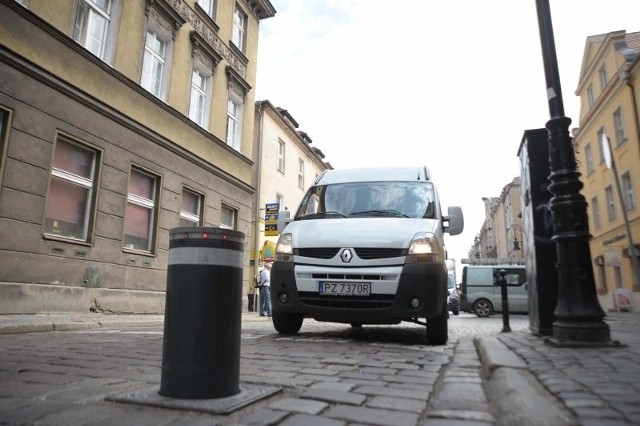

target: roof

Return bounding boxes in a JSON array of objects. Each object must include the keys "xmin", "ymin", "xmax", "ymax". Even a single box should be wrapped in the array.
[{"xmin": 316, "ymin": 166, "xmax": 431, "ymax": 185}]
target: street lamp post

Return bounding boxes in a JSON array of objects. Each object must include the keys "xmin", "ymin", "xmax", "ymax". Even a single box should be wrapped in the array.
[{"xmin": 535, "ymin": 0, "xmax": 615, "ymax": 346}]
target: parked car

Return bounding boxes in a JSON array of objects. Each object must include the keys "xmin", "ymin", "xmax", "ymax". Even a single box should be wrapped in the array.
[
  {"xmin": 447, "ymin": 274, "xmax": 460, "ymax": 315},
  {"xmin": 460, "ymin": 264, "xmax": 527, "ymax": 317}
]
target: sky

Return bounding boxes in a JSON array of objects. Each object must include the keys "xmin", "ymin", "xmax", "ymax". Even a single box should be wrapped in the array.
[{"xmin": 254, "ymin": 0, "xmax": 640, "ymax": 271}]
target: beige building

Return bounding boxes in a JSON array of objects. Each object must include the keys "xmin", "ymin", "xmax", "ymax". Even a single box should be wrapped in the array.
[
  {"xmin": 251, "ymin": 100, "xmax": 331, "ymax": 278},
  {"xmin": 0, "ymin": 0, "xmax": 275, "ymax": 313},
  {"xmin": 465, "ymin": 180, "xmax": 525, "ymax": 265},
  {"xmin": 574, "ymin": 30, "xmax": 640, "ymax": 311}
]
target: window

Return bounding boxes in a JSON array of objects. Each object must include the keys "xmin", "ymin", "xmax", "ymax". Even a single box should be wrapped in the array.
[
  {"xmin": 613, "ymin": 107, "xmax": 626, "ymax": 146},
  {"xmin": 44, "ymin": 138, "xmax": 99, "ymax": 241},
  {"xmin": 74, "ymin": 0, "xmax": 117, "ymax": 62},
  {"xmin": 587, "ymin": 84, "xmax": 595, "ymax": 107},
  {"xmin": 597, "ymin": 127, "xmax": 605, "ymax": 163},
  {"xmin": 599, "ymin": 65, "xmax": 608, "ymax": 90},
  {"xmin": 232, "ymin": 5, "xmax": 247, "ymax": 52},
  {"xmin": 226, "ymin": 95, "xmax": 243, "ymax": 150},
  {"xmin": 196, "ymin": 0, "xmax": 216, "ymax": 19},
  {"xmin": 141, "ymin": 30, "xmax": 169, "ymax": 100},
  {"xmin": 622, "ymin": 172, "xmax": 636, "ymax": 211},
  {"xmin": 124, "ymin": 168, "xmax": 159, "ymax": 252},
  {"xmin": 220, "ymin": 204, "xmax": 237, "ymax": 229},
  {"xmin": 180, "ymin": 188, "xmax": 203, "ymax": 226},
  {"xmin": 585, "ymin": 143, "xmax": 594, "ymax": 174},
  {"xmin": 277, "ymin": 138, "xmax": 285, "ymax": 173},
  {"xmin": 605, "ymin": 185, "xmax": 616, "ymax": 221},
  {"xmin": 188, "ymin": 67, "xmax": 211, "ymax": 128},
  {"xmin": 591, "ymin": 196, "xmax": 601, "ymax": 229},
  {"xmin": 298, "ymin": 158, "xmax": 305, "ymax": 189}
]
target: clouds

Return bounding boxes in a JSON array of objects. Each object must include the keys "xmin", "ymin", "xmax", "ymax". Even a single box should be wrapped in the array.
[{"xmin": 256, "ymin": 0, "xmax": 640, "ymax": 264}]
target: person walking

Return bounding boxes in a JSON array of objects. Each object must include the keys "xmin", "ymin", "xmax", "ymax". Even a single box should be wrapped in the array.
[{"xmin": 258, "ymin": 262, "xmax": 272, "ymax": 317}]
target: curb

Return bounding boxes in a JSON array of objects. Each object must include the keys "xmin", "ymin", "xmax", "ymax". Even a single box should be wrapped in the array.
[{"xmin": 475, "ymin": 335, "xmax": 578, "ymax": 426}]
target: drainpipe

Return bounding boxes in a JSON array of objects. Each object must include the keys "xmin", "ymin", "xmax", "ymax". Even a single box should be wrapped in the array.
[{"xmin": 254, "ymin": 101, "xmax": 265, "ymax": 278}]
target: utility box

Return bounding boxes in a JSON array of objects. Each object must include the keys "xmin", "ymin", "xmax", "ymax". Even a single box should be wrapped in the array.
[
  {"xmin": 518, "ymin": 129, "xmax": 558, "ymax": 336},
  {"xmin": 160, "ymin": 227, "xmax": 245, "ymax": 399}
]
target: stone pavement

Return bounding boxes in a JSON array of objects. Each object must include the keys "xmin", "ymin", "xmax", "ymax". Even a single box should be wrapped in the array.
[{"xmin": 0, "ymin": 311, "xmax": 638, "ymax": 425}]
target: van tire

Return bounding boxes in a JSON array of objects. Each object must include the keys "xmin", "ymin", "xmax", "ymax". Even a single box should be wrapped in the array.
[
  {"xmin": 472, "ymin": 299, "xmax": 494, "ymax": 318},
  {"xmin": 272, "ymin": 311, "xmax": 303, "ymax": 335},
  {"xmin": 426, "ymin": 304, "xmax": 448, "ymax": 345}
]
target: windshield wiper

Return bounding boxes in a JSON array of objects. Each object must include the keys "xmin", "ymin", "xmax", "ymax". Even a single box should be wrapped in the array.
[
  {"xmin": 299, "ymin": 211, "xmax": 347, "ymax": 220},
  {"xmin": 348, "ymin": 210, "xmax": 409, "ymax": 218}
]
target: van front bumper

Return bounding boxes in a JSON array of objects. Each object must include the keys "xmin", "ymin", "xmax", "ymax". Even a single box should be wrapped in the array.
[{"xmin": 270, "ymin": 261, "xmax": 447, "ymax": 324}]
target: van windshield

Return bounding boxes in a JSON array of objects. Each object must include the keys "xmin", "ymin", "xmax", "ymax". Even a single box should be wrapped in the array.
[{"xmin": 295, "ymin": 181, "xmax": 436, "ymax": 220}]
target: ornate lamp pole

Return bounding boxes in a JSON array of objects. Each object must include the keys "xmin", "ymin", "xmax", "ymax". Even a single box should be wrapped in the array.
[{"xmin": 535, "ymin": 0, "xmax": 615, "ymax": 346}]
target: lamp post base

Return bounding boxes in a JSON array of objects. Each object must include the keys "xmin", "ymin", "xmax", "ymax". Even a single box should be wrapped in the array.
[{"xmin": 544, "ymin": 321, "xmax": 620, "ymax": 347}]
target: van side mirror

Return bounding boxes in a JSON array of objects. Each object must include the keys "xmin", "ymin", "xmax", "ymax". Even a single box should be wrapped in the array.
[{"xmin": 444, "ymin": 206, "xmax": 464, "ymax": 236}]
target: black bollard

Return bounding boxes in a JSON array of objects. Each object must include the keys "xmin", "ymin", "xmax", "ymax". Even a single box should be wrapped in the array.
[
  {"xmin": 498, "ymin": 269, "xmax": 511, "ymax": 332},
  {"xmin": 160, "ymin": 227, "xmax": 245, "ymax": 399}
]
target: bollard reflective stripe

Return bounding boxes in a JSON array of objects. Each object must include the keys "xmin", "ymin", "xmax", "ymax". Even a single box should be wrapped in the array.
[{"xmin": 168, "ymin": 247, "xmax": 242, "ymax": 266}]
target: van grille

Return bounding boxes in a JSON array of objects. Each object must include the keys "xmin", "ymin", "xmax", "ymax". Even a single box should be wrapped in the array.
[
  {"xmin": 296, "ymin": 248, "xmax": 339, "ymax": 259},
  {"xmin": 295, "ymin": 247, "xmax": 406, "ymax": 260},
  {"xmin": 298, "ymin": 292, "xmax": 395, "ymax": 309}
]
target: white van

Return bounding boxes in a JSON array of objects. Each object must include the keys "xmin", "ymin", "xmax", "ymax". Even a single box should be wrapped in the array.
[
  {"xmin": 269, "ymin": 166, "xmax": 464, "ymax": 344},
  {"xmin": 460, "ymin": 265, "xmax": 527, "ymax": 317}
]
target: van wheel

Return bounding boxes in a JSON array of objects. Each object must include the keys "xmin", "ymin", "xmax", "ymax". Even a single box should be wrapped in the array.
[
  {"xmin": 426, "ymin": 304, "xmax": 448, "ymax": 345},
  {"xmin": 272, "ymin": 311, "xmax": 303, "ymax": 335},
  {"xmin": 473, "ymin": 299, "xmax": 494, "ymax": 318}
]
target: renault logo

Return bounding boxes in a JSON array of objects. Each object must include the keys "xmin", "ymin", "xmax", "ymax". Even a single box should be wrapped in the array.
[{"xmin": 341, "ymin": 249, "xmax": 353, "ymax": 263}]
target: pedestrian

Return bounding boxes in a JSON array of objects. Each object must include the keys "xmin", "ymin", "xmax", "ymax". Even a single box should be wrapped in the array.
[{"xmin": 258, "ymin": 262, "xmax": 272, "ymax": 317}]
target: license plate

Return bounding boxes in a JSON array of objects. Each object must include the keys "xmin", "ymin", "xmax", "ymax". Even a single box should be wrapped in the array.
[{"xmin": 318, "ymin": 282, "xmax": 371, "ymax": 296}]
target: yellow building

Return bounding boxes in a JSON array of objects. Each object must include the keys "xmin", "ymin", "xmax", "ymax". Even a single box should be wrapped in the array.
[
  {"xmin": 574, "ymin": 30, "xmax": 640, "ymax": 311},
  {"xmin": 0, "ymin": 0, "xmax": 275, "ymax": 313}
]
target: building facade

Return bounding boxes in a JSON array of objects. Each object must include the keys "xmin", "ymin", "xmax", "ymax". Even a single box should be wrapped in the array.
[
  {"xmin": 574, "ymin": 30, "xmax": 640, "ymax": 311},
  {"xmin": 251, "ymin": 100, "xmax": 331, "ymax": 279},
  {"xmin": 465, "ymin": 179, "xmax": 525, "ymax": 265},
  {"xmin": 0, "ymin": 0, "xmax": 275, "ymax": 313}
]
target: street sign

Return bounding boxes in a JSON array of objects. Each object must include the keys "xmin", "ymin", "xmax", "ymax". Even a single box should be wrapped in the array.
[{"xmin": 264, "ymin": 202, "xmax": 279, "ymax": 237}]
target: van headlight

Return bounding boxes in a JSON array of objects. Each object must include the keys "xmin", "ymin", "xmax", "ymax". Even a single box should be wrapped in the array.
[
  {"xmin": 275, "ymin": 233, "xmax": 293, "ymax": 261},
  {"xmin": 406, "ymin": 232, "xmax": 444, "ymax": 264}
]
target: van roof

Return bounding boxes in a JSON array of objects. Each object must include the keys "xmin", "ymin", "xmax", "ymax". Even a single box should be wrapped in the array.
[{"xmin": 315, "ymin": 166, "xmax": 430, "ymax": 185}]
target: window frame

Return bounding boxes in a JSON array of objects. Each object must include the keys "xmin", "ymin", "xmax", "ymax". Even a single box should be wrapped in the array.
[
  {"xmin": 220, "ymin": 203, "xmax": 237, "ymax": 230},
  {"xmin": 74, "ymin": 0, "xmax": 119, "ymax": 63},
  {"xmin": 179, "ymin": 187, "xmax": 204, "ymax": 227},
  {"xmin": 599, "ymin": 65, "xmax": 608, "ymax": 91},
  {"xmin": 232, "ymin": 5, "xmax": 247, "ymax": 52},
  {"xmin": 44, "ymin": 135, "xmax": 101, "ymax": 243},
  {"xmin": 298, "ymin": 158, "xmax": 305, "ymax": 189},
  {"xmin": 277, "ymin": 138, "xmax": 285, "ymax": 173},
  {"xmin": 613, "ymin": 107, "xmax": 626, "ymax": 147},
  {"xmin": 591, "ymin": 195, "xmax": 601, "ymax": 229},
  {"xmin": 587, "ymin": 84, "xmax": 595, "ymax": 107},
  {"xmin": 141, "ymin": 28, "xmax": 171, "ymax": 100},
  {"xmin": 226, "ymin": 94, "xmax": 243, "ymax": 151},
  {"xmin": 605, "ymin": 185, "xmax": 616, "ymax": 221},
  {"xmin": 188, "ymin": 65, "xmax": 212, "ymax": 129},
  {"xmin": 596, "ymin": 127, "xmax": 606, "ymax": 164},
  {"xmin": 585, "ymin": 143, "xmax": 594, "ymax": 174},
  {"xmin": 621, "ymin": 171, "xmax": 636, "ymax": 211},
  {"xmin": 196, "ymin": 0, "xmax": 216, "ymax": 19},
  {"xmin": 123, "ymin": 167, "xmax": 160, "ymax": 253}
]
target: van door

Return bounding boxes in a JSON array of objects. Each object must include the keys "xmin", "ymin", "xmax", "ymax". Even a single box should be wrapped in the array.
[{"xmin": 502, "ymin": 268, "xmax": 527, "ymax": 313}]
